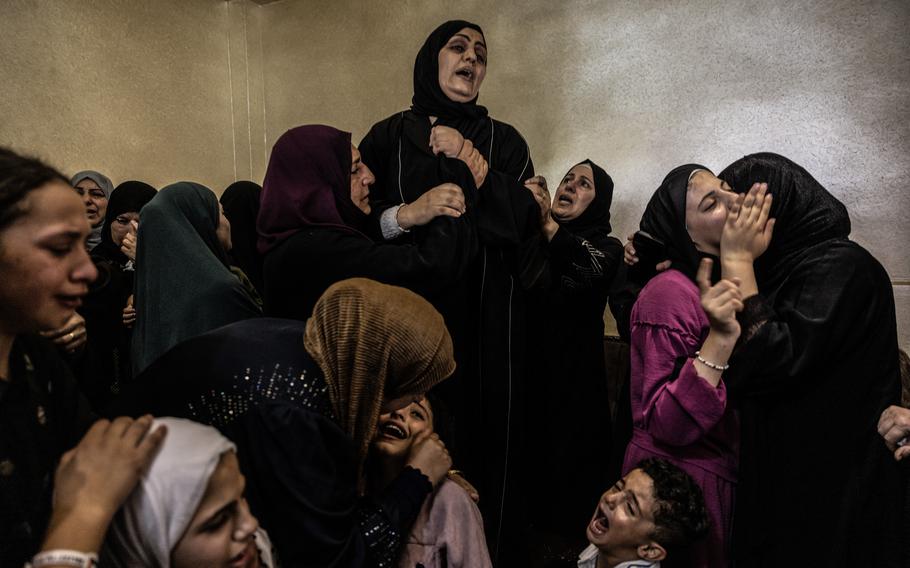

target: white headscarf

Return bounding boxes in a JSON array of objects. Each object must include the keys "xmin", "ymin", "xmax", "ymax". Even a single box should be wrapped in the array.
[{"xmin": 100, "ymin": 417, "xmax": 236, "ymax": 567}]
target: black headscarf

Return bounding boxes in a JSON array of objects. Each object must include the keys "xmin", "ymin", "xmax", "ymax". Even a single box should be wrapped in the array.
[
  {"xmin": 221, "ymin": 181, "xmax": 264, "ymax": 293},
  {"xmin": 636, "ymin": 164, "xmax": 712, "ymax": 283},
  {"xmin": 92, "ymin": 181, "xmax": 157, "ymax": 266},
  {"xmin": 411, "ymin": 20, "xmax": 489, "ymax": 121},
  {"xmin": 556, "ymin": 159, "xmax": 614, "ymax": 237},
  {"xmin": 719, "ymin": 152, "xmax": 851, "ymax": 290}
]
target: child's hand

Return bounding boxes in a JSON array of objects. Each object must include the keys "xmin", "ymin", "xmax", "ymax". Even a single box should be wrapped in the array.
[
  {"xmin": 697, "ymin": 258, "xmax": 743, "ymax": 339},
  {"xmin": 406, "ymin": 430, "xmax": 452, "ymax": 487},
  {"xmin": 721, "ymin": 182, "xmax": 775, "ymax": 264}
]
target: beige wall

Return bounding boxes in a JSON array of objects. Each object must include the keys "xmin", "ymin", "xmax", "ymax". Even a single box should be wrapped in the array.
[
  {"xmin": 0, "ymin": 0, "xmax": 250, "ymax": 191},
  {"xmin": 2, "ymin": 0, "xmax": 909, "ymax": 348}
]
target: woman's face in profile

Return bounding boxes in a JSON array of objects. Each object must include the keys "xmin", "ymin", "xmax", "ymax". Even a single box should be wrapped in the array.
[
  {"xmin": 685, "ymin": 170, "xmax": 737, "ymax": 256},
  {"xmin": 349, "ymin": 145, "xmax": 375, "ymax": 215},
  {"xmin": 372, "ymin": 397, "xmax": 434, "ymax": 460},
  {"xmin": 552, "ymin": 164, "xmax": 597, "ymax": 222},
  {"xmin": 437, "ymin": 27, "xmax": 487, "ymax": 103}
]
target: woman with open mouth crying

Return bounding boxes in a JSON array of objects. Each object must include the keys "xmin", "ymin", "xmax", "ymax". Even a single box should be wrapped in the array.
[
  {"xmin": 359, "ymin": 21, "xmax": 541, "ymax": 563},
  {"xmin": 522, "ymin": 161, "xmax": 624, "ymax": 561}
]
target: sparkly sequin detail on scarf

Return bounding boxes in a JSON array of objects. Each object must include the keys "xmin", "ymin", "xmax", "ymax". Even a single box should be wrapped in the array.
[{"xmin": 187, "ymin": 363, "xmax": 334, "ymax": 429}]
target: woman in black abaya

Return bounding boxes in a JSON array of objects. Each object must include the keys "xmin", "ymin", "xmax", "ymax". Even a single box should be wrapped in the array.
[
  {"xmin": 79, "ymin": 181, "xmax": 156, "ymax": 409},
  {"xmin": 522, "ymin": 161, "xmax": 623, "ymax": 559},
  {"xmin": 718, "ymin": 153, "xmax": 904, "ymax": 566},
  {"xmin": 359, "ymin": 21, "xmax": 541, "ymax": 560}
]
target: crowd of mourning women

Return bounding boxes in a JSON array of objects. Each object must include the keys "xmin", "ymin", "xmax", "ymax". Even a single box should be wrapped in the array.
[{"xmin": 1, "ymin": 18, "xmax": 909, "ymax": 568}]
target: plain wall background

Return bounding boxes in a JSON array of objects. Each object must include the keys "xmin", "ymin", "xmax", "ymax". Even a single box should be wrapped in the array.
[{"xmin": 1, "ymin": 0, "xmax": 908, "ymax": 347}]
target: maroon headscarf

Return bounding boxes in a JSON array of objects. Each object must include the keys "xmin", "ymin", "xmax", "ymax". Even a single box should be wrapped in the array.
[{"xmin": 257, "ymin": 125, "xmax": 366, "ymax": 254}]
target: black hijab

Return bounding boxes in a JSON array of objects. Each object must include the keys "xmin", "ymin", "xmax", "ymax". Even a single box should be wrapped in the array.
[
  {"xmin": 220, "ymin": 181, "xmax": 264, "ymax": 293},
  {"xmin": 92, "ymin": 181, "xmax": 157, "ymax": 266},
  {"xmin": 637, "ymin": 164, "xmax": 712, "ymax": 282},
  {"xmin": 556, "ymin": 159, "xmax": 614, "ymax": 237},
  {"xmin": 719, "ymin": 152, "xmax": 851, "ymax": 290},
  {"xmin": 411, "ymin": 20, "xmax": 489, "ymax": 122}
]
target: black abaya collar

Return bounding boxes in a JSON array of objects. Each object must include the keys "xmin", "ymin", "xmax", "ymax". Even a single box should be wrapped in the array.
[{"xmin": 411, "ymin": 20, "xmax": 489, "ymax": 122}]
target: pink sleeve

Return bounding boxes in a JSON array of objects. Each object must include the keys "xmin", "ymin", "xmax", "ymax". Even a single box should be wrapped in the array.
[
  {"xmin": 631, "ymin": 272, "xmax": 728, "ymax": 446},
  {"xmin": 429, "ymin": 481, "xmax": 493, "ymax": 568}
]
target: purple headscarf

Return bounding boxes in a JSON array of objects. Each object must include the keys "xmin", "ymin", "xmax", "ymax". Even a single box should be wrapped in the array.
[{"xmin": 257, "ymin": 125, "xmax": 366, "ymax": 254}]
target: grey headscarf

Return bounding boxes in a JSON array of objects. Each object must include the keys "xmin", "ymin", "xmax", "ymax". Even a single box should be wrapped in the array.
[{"xmin": 70, "ymin": 170, "xmax": 114, "ymax": 249}]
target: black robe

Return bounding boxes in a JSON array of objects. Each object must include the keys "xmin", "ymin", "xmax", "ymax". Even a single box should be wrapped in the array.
[
  {"xmin": 116, "ymin": 318, "xmax": 433, "ymax": 568},
  {"xmin": 524, "ymin": 160, "xmax": 623, "ymax": 551},
  {"xmin": 720, "ymin": 153, "xmax": 904, "ymax": 566},
  {"xmin": 262, "ymin": 215, "xmax": 475, "ymax": 321},
  {"xmin": 359, "ymin": 110, "xmax": 540, "ymax": 559},
  {"xmin": 525, "ymin": 225, "xmax": 622, "ymax": 529}
]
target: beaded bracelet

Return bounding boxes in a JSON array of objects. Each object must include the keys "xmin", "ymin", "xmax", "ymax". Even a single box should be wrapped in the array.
[
  {"xmin": 694, "ymin": 351, "xmax": 729, "ymax": 371},
  {"xmin": 28, "ymin": 550, "xmax": 98, "ymax": 568}
]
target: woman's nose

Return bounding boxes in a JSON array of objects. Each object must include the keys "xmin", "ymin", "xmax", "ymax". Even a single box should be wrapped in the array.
[
  {"xmin": 73, "ymin": 248, "xmax": 98, "ymax": 284},
  {"xmin": 234, "ymin": 499, "xmax": 259, "ymax": 541}
]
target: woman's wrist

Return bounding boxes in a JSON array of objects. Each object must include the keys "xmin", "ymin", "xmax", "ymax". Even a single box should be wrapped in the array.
[
  {"xmin": 542, "ymin": 217, "xmax": 559, "ymax": 241},
  {"xmin": 41, "ymin": 505, "xmax": 115, "ymax": 556},
  {"xmin": 721, "ymin": 257, "xmax": 759, "ymax": 298},
  {"xmin": 396, "ymin": 203, "xmax": 415, "ymax": 230}
]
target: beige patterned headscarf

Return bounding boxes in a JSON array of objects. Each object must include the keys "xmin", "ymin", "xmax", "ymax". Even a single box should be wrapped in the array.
[{"xmin": 304, "ymin": 278, "xmax": 455, "ymax": 480}]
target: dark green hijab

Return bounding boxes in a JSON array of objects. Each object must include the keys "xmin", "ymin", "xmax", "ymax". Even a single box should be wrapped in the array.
[{"xmin": 131, "ymin": 182, "xmax": 260, "ymax": 375}]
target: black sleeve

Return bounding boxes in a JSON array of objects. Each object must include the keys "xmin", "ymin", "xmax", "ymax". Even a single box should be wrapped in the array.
[
  {"xmin": 544, "ymin": 228, "xmax": 624, "ymax": 292},
  {"xmin": 233, "ymin": 401, "xmax": 432, "ymax": 568},
  {"xmin": 292, "ymin": 223, "xmax": 476, "ymax": 299},
  {"xmin": 357, "ymin": 467, "xmax": 433, "ymax": 567},
  {"xmin": 472, "ymin": 122, "xmax": 538, "ymax": 249},
  {"xmin": 32, "ymin": 337, "xmax": 96, "ymax": 451},
  {"xmin": 726, "ymin": 244, "xmax": 899, "ymax": 399}
]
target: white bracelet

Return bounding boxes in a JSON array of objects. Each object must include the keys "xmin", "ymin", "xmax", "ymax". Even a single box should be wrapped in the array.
[
  {"xmin": 28, "ymin": 550, "xmax": 98, "ymax": 568},
  {"xmin": 694, "ymin": 351, "xmax": 729, "ymax": 371}
]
